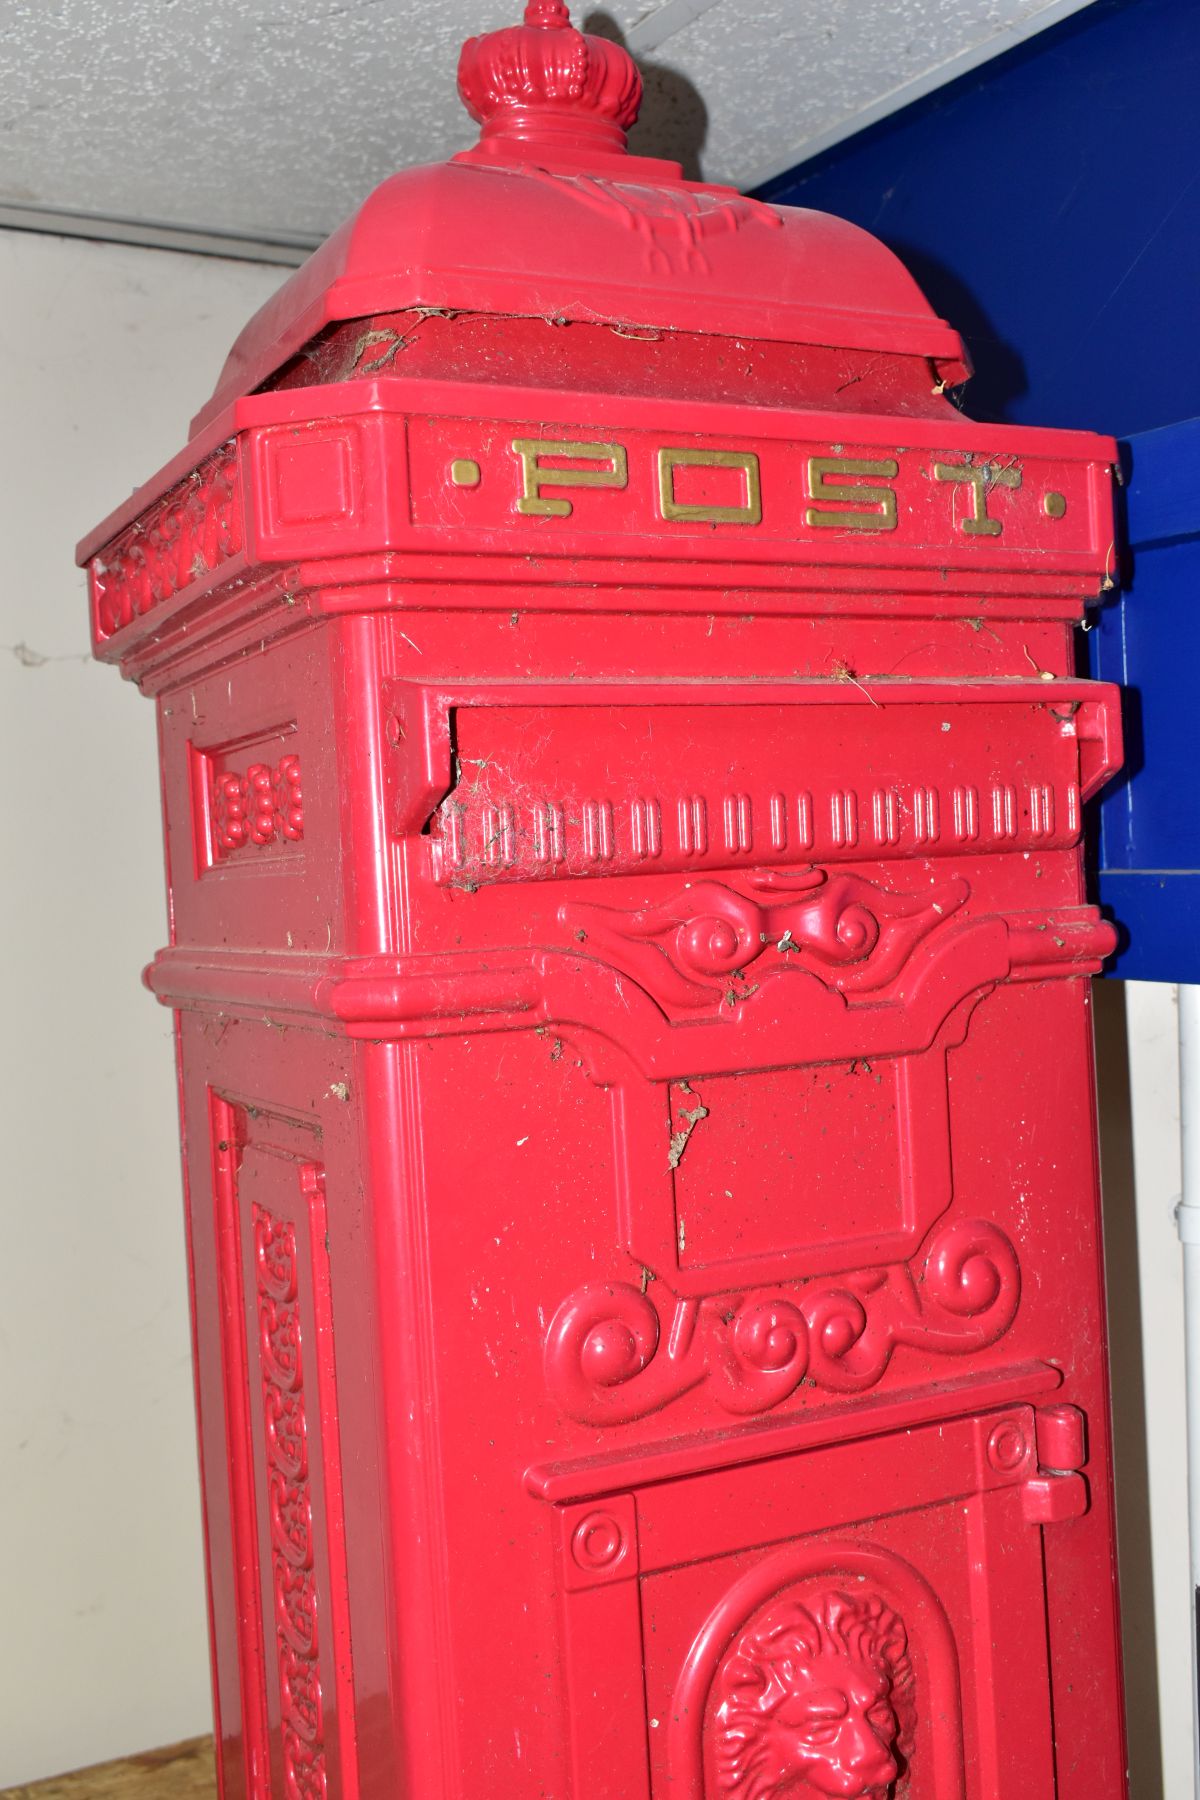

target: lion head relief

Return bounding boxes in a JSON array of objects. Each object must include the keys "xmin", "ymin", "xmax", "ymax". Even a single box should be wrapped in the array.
[{"xmin": 711, "ymin": 1588, "xmax": 915, "ymax": 1799}]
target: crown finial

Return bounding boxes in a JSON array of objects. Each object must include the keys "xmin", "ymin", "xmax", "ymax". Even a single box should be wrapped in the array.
[
  {"xmin": 457, "ymin": 1, "xmax": 642, "ymax": 158},
  {"xmin": 523, "ymin": 0, "xmax": 571, "ymax": 24}
]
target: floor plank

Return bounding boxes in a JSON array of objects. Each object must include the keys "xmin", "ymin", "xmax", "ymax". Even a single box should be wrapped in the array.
[{"xmin": 0, "ymin": 1738, "xmax": 217, "ymax": 1799}]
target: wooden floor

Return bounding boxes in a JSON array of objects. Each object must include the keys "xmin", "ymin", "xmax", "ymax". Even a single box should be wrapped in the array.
[{"xmin": 0, "ymin": 1739, "xmax": 217, "ymax": 1799}]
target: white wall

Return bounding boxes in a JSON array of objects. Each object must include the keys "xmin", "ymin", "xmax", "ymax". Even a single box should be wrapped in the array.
[
  {"xmin": 0, "ymin": 230, "xmax": 284, "ymax": 1786},
  {"xmin": 0, "ymin": 227, "xmax": 1190, "ymax": 1794},
  {"xmin": 1100, "ymin": 980, "xmax": 1191, "ymax": 1798}
]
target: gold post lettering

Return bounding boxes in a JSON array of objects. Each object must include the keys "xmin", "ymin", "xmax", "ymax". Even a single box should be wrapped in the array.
[
  {"xmin": 806, "ymin": 457, "xmax": 899, "ymax": 532},
  {"xmin": 657, "ymin": 448, "xmax": 762, "ymax": 525},
  {"xmin": 511, "ymin": 439, "xmax": 628, "ymax": 518},
  {"xmin": 934, "ymin": 460, "xmax": 1022, "ymax": 536}
]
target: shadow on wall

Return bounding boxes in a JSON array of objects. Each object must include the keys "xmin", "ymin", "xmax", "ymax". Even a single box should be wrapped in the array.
[
  {"xmin": 1094, "ymin": 979, "xmax": 1163, "ymax": 1800},
  {"xmin": 885, "ymin": 240, "xmax": 1030, "ymax": 423},
  {"xmin": 584, "ymin": 9, "xmax": 710, "ymax": 184}
]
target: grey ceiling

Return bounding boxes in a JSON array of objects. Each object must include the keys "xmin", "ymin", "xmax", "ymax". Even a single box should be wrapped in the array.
[{"xmin": 0, "ymin": 0, "xmax": 1094, "ymax": 262}]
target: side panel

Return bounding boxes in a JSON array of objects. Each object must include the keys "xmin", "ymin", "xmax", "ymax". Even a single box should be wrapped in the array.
[{"xmin": 182, "ymin": 1025, "xmax": 363, "ymax": 1799}]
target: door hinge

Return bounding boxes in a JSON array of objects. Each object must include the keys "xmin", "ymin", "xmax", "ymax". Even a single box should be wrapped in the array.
[{"xmin": 1022, "ymin": 1403, "xmax": 1089, "ymax": 1524}]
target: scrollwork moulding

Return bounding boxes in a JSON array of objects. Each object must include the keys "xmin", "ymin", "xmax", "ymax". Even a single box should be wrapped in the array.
[
  {"xmin": 544, "ymin": 1216, "xmax": 1020, "ymax": 1425},
  {"xmin": 91, "ymin": 439, "xmax": 241, "ymax": 641},
  {"xmin": 559, "ymin": 865, "xmax": 968, "ymax": 1018},
  {"xmin": 252, "ymin": 1199, "xmax": 329, "ymax": 1797}
]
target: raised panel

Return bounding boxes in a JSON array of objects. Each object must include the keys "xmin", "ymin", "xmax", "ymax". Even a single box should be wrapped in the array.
[
  {"xmin": 668, "ymin": 1063, "xmax": 904, "ymax": 1274},
  {"xmin": 544, "ymin": 1406, "xmax": 1060, "ymax": 1799},
  {"xmin": 210, "ymin": 1095, "xmax": 358, "ymax": 1799},
  {"xmin": 612, "ymin": 1043, "xmax": 957, "ymax": 1297}
]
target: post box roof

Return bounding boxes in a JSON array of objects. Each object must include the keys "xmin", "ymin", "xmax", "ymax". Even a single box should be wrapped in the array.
[{"xmin": 190, "ymin": 1, "xmax": 967, "ymax": 437}]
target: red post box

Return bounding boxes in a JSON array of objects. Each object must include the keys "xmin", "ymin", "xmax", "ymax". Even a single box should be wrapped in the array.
[{"xmin": 79, "ymin": 6, "xmax": 1127, "ymax": 1795}]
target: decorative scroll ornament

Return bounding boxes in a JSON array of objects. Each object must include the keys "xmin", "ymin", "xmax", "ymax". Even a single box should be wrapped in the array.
[
  {"xmin": 92, "ymin": 441, "xmax": 241, "ymax": 640},
  {"xmin": 252, "ymin": 1204, "xmax": 328, "ymax": 1796},
  {"xmin": 544, "ymin": 1217, "xmax": 1020, "ymax": 1424},
  {"xmin": 529, "ymin": 172, "xmax": 782, "ymax": 277},
  {"xmin": 713, "ymin": 1590, "xmax": 914, "ymax": 1800},
  {"xmin": 559, "ymin": 866, "xmax": 968, "ymax": 1015}
]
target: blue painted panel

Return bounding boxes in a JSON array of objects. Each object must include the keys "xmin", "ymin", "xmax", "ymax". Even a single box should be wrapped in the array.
[
  {"xmin": 1097, "ymin": 874, "xmax": 1200, "ymax": 981},
  {"xmin": 756, "ymin": 0, "xmax": 1200, "ymax": 441},
  {"xmin": 1120, "ymin": 415, "xmax": 1200, "ymax": 551},
  {"xmin": 758, "ymin": 0, "xmax": 1200, "ymax": 977},
  {"xmin": 1089, "ymin": 421, "xmax": 1200, "ymax": 978}
]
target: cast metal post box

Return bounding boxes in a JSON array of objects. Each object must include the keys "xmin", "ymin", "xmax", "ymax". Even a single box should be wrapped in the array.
[{"xmin": 79, "ymin": 5, "xmax": 1128, "ymax": 1795}]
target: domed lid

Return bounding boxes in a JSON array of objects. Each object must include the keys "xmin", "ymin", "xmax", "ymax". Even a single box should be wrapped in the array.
[{"xmin": 191, "ymin": 2, "xmax": 967, "ymax": 437}]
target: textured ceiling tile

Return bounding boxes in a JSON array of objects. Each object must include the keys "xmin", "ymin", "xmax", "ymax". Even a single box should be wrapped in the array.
[
  {"xmin": 1, "ymin": 0, "xmax": 513, "ymax": 235},
  {"xmin": 648, "ymin": 0, "xmax": 1087, "ymax": 188},
  {"xmin": 0, "ymin": 0, "xmax": 1092, "ymax": 245}
]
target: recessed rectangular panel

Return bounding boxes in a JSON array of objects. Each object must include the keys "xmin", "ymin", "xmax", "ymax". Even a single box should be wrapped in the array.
[
  {"xmin": 670, "ymin": 1063, "xmax": 903, "ymax": 1274},
  {"xmin": 160, "ymin": 631, "xmax": 346, "ymax": 957},
  {"xmin": 190, "ymin": 723, "xmax": 304, "ymax": 873}
]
